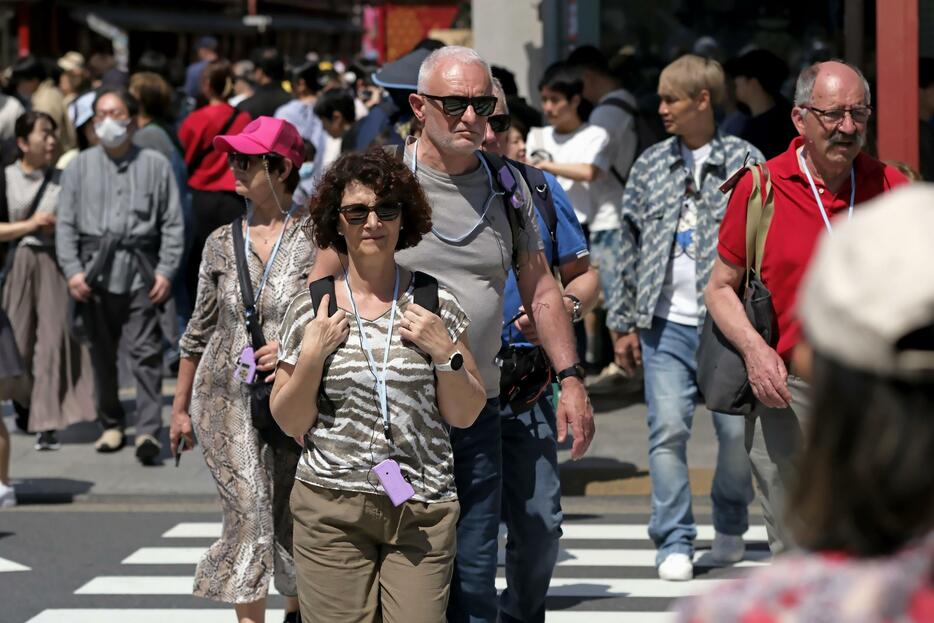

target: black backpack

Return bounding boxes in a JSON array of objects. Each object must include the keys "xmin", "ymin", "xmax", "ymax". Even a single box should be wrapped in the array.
[
  {"xmin": 308, "ymin": 271, "xmax": 440, "ymax": 414},
  {"xmin": 598, "ymin": 97, "xmax": 667, "ymax": 186},
  {"xmin": 505, "ymin": 158, "xmax": 560, "ymax": 269}
]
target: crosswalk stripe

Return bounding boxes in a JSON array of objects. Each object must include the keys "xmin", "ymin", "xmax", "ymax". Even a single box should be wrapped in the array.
[
  {"xmin": 24, "ymin": 609, "xmax": 667, "ymax": 623},
  {"xmin": 549, "ymin": 614, "xmax": 674, "ymax": 623},
  {"xmin": 0, "ymin": 555, "xmax": 30, "ymax": 572},
  {"xmin": 123, "ymin": 545, "xmax": 768, "ymax": 568},
  {"xmin": 24, "ymin": 610, "xmax": 286, "ymax": 623},
  {"xmin": 496, "ymin": 577, "xmax": 731, "ymax": 598},
  {"xmin": 163, "ymin": 521, "xmax": 769, "ymax": 543},
  {"xmin": 74, "ymin": 576, "xmax": 279, "ymax": 596},
  {"xmin": 76, "ymin": 575, "xmax": 727, "ymax": 598}
]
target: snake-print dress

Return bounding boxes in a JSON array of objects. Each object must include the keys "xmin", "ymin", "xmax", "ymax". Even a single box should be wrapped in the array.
[{"xmin": 179, "ymin": 212, "xmax": 313, "ymax": 603}]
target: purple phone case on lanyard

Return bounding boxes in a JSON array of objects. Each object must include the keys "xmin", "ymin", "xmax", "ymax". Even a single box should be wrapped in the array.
[{"xmin": 371, "ymin": 458, "xmax": 415, "ymax": 506}]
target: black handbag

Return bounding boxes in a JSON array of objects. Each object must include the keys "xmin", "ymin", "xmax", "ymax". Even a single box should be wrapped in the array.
[
  {"xmin": 498, "ymin": 345, "xmax": 553, "ymax": 414},
  {"xmin": 231, "ymin": 217, "xmax": 296, "ymax": 450},
  {"xmin": 697, "ymin": 164, "xmax": 776, "ymax": 415}
]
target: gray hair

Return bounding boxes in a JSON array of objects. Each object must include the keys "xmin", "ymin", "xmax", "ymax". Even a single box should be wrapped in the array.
[
  {"xmin": 416, "ymin": 46, "xmax": 493, "ymax": 93},
  {"xmin": 491, "ymin": 77, "xmax": 508, "ymax": 113},
  {"xmin": 794, "ymin": 59, "xmax": 872, "ymax": 108}
]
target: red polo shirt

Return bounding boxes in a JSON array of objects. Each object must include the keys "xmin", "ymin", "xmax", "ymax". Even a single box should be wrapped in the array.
[{"xmin": 718, "ymin": 137, "xmax": 908, "ymax": 360}]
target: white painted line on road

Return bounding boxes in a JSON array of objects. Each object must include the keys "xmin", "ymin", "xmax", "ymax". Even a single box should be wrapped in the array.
[
  {"xmin": 0, "ymin": 555, "xmax": 30, "ymax": 572},
  {"xmin": 122, "ymin": 547, "xmax": 207, "ymax": 565},
  {"xmin": 162, "ymin": 523, "xmax": 221, "ymax": 538},
  {"xmin": 74, "ymin": 576, "xmax": 280, "ymax": 596},
  {"xmin": 498, "ymin": 548, "xmax": 769, "ymax": 568},
  {"xmin": 76, "ymin": 575, "xmax": 724, "ymax": 598},
  {"xmin": 548, "ymin": 614, "xmax": 674, "ymax": 623},
  {"xmin": 559, "ymin": 524, "xmax": 769, "ymax": 542},
  {"xmin": 25, "ymin": 610, "xmax": 286, "ymax": 623},
  {"xmin": 495, "ymin": 576, "xmax": 732, "ymax": 598},
  {"xmin": 25, "ymin": 610, "xmax": 660, "ymax": 623},
  {"xmin": 163, "ymin": 521, "xmax": 769, "ymax": 543},
  {"xmin": 125, "ymin": 546, "xmax": 768, "ymax": 568}
]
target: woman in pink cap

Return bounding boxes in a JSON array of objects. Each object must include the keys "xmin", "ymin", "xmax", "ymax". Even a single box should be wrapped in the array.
[{"xmin": 169, "ymin": 116, "xmax": 311, "ymax": 623}]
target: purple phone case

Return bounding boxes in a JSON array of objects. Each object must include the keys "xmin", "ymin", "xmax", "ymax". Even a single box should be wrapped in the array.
[
  {"xmin": 233, "ymin": 346, "xmax": 257, "ymax": 384},
  {"xmin": 371, "ymin": 458, "xmax": 415, "ymax": 507}
]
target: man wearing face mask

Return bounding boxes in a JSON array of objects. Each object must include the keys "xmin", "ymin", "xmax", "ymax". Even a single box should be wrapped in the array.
[
  {"xmin": 705, "ymin": 61, "xmax": 908, "ymax": 553},
  {"xmin": 56, "ymin": 88, "xmax": 184, "ymax": 464}
]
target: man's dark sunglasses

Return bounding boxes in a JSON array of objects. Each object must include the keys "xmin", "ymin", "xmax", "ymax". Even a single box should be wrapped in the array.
[
  {"xmin": 338, "ymin": 200, "xmax": 403, "ymax": 225},
  {"xmin": 488, "ymin": 114, "xmax": 511, "ymax": 133},
  {"xmin": 227, "ymin": 152, "xmax": 281, "ymax": 172},
  {"xmin": 421, "ymin": 93, "xmax": 497, "ymax": 117}
]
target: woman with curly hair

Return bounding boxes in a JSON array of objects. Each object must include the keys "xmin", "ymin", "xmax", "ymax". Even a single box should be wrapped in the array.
[{"xmin": 271, "ymin": 147, "xmax": 486, "ymax": 622}]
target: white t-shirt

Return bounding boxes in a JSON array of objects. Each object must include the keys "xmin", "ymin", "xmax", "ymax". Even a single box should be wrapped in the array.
[
  {"xmin": 526, "ymin": 123, "xmax": 609, "ymax": 226},
  {"xmin": 588, "ymin": 89, "xmax": 639, "ymax": 232},
  {"xmin": 654, "ymin": 141, "xmax": 713, "ymax": 326}
]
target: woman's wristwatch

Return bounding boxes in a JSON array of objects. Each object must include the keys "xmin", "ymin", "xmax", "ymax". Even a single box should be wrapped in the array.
[
  {"xmin": 436, "ymin": 350, "xmax": 464, "ymax": 372},
  {"xmin": 563, "ymin": 294, "xmax": 583, "ymax": 323}
]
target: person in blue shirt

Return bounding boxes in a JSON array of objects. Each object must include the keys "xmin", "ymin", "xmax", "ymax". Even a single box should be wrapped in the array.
[{"xmin": 483, "ymin": 80, "xmax": 600, "ymax": 623}]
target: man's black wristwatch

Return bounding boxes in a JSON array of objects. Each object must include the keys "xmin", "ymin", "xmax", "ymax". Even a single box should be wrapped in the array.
[
  {"xmin": 563, "ymin": 294, "xmax": 583, "ymax": 323},
  {"xmin": 555, "ymin": 363, "xmax": 586, "ymax": 383}
]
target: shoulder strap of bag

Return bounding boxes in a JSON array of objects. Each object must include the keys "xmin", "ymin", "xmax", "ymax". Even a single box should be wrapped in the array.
[
  {"xmin": 230, "ymin": 217, "xmax": 266, "ymax": 350},
  {"xmin": 25, "ymin": 168, "xmax": 53, "ymax": 221},
  {"xmin": 477, "ymin": 151, "xmax": 524, "ymax": 274},
  {"xmin": 743, "ymin": 164, "xmax": 775, "ymax": 287},
  {"xmin": 412, "ymin": 270, "xmax": 439, "ymax": 315},
  {"xmin": 510, "ymin": 160, "xmax": 560, "ymax": 268},
  {"xmin": 187, "ymin": 108, "xmax": 240, "ymax": 177},
  {"xmin": 309, "ymin": 274, "xmax": 336, "ymax": 316}
]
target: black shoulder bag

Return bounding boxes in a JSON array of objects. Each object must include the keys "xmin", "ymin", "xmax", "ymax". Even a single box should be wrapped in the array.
[
  {"xmin": 696, "ymin": 164, "xmax": 777, "ymax": 415},
  {"xmin": 231, "ymin": 217, "xmax": 295, "ymax": 449}
]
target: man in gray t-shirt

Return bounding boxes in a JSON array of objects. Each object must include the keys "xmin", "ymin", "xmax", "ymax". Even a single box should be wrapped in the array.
[{"xmin": 312, "ymin": 46, "xmax": 594, "ymax": 623}]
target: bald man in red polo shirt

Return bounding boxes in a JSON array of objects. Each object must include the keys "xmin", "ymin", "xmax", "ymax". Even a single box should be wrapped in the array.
[{"xmin": 705, "ymin": 60, "xmax": 908, "ymax": 554}]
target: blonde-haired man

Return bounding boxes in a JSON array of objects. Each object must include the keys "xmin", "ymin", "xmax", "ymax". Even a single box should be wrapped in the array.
[{"xmin": 608, "ymin": 54, "xmax": 761, "ymax": 581}]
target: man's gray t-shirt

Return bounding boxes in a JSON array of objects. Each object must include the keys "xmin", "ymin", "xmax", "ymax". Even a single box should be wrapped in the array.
[{"xmin": 396, "ymin": 149, "xmax": 544, "ymax": 397}]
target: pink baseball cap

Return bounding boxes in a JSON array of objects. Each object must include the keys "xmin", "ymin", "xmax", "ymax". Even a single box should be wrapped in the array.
[{"xmin": 213, "ymin": 116, "xmax": 304, "ymax": 169}]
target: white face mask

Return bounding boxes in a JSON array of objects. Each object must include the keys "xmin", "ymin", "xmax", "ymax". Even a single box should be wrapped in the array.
[
  {"xmin": 94, "ymin": 117, "xmax": 130, "ymax": 149},
  {"xmin": 299, "ymin": 162, "xmax": 315, "ymax": 180}
]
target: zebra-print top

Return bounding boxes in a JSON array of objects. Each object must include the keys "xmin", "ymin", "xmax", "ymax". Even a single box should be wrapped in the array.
[{"xmin": 278, "ymin": 278, "xmax": 470, "ymax": 503}]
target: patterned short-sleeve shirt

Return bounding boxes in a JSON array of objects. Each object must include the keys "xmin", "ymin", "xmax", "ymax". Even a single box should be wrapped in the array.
[{"xmin": 279, "ymin": 276, "xmax": 470, "ymax": 503}]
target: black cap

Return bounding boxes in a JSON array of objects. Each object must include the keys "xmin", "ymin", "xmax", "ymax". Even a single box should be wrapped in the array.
[{"xmin": 724, "ymin": 49, "xmax": 789, "ymax": 97}]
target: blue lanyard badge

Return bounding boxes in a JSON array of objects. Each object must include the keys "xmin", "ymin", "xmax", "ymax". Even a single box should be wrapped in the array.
[
  {"xmin": 244, "ymin": 205, "xmax": 296, "ymax": 305},
  {"xmin": 343, "ymin": 265, "xmax": 400, "ymax": 440}
]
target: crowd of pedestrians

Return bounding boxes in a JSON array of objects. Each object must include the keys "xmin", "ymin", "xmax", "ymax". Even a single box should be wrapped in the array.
[{"xmin": 0, "ymin": 32, "xmax": 929, "ymax": 623}]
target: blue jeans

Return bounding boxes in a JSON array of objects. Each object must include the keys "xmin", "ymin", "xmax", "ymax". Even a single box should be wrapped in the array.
[
  {"xmin": 447, "ymin": 399, "xmax": 503, "ymax": 623},
  {"xmin": 499, "ymin": 397, "xmax": 563, "ymax": 623},
  {"xmin": 640, "ymin": 316, "xmax": 753, "ymax": 565}
]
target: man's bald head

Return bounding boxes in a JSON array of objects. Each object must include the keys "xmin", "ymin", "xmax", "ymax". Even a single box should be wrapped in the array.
[
  {"xmin": 794, "ymin": 60, "xmax": 871, "ymax": 108},
  {"xmin": 417, "ymin": 46, "xmax": 493, "ymax": 94}
]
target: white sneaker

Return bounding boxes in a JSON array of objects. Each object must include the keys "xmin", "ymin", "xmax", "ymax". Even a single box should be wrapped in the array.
[
  {"xmin": 0, "ymin": 483, "xmax": 17, "ymax": 508},
  {"xmin": 711, "ymin": 532, "xmax": 745, "ymax": 564},
  {"xmin": 657, "ymin": 552, "xmax": 693, "ymax": 581}
]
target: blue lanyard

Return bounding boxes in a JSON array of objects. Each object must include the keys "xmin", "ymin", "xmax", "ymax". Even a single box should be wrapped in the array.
[
  {"xmin": 244, "ymin": 205, "xmax": 296, "ymax": 305},
  {"xmin": 343, "ymin": 265, "xmax": 400, "ymax": 438},
  {"xmin": 799, "ymin": 150, "xmax": 855, "ymax": 235}
]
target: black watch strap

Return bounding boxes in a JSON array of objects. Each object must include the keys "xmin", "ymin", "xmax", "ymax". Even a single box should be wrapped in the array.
[{"xmin": 555, "ymin": 363, "xmax": 586, "ymax": 382}]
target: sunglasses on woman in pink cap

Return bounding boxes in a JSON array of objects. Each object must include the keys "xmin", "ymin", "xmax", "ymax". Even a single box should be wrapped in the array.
[{"xmin": 226, "ymin": 152, "xmax": 284, "ymax": 173}]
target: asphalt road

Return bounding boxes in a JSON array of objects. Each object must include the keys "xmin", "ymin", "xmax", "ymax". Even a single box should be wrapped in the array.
[{"xmin": 1, "ymin": 503, "xmax": 769, "ymax": 623}]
